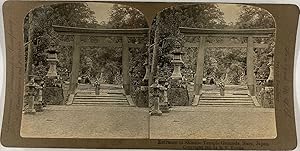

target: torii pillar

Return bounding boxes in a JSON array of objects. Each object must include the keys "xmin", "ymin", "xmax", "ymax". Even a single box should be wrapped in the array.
[
  {"xmin": 247, "ymin": 36, "xmax": 256, "ymax": 96},
  {"xmin": 122, "ymin": 36, "xmax": 130, "ymax": 95}
]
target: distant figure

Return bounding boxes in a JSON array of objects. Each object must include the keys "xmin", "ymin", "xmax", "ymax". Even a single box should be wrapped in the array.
[
  {"xmin": 205, "ymin": 77, "xmax": 215, "ymax": 85},
  {"xmin": 78, "ymin": 77, "xmax": 82, "ymax": 83},
  {"xmin": 202, "ymin": 78, "xmax": 207, "ymax": 84},
  {"xmin": 209, "ymin": 78, "xmax": 215, "ymax": 85}
]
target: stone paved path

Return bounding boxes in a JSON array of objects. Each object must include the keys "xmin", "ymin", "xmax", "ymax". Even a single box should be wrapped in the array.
[
  {"xmin": 21, "ymin": 106, "xmax": 149, "ymax": 138},
  {"xmin": 150, "ymin": 107, "xmax": 276, "ymax": 139},
  {"xmin": 21, "ymin": 105, "xmax": 276, "ymax": 139}
]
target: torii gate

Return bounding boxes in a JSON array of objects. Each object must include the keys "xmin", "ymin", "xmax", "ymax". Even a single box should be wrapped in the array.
[
  {"xmin": 179, "ymin": 27, "xmax": 276, "ymax": 105},
  {"xmin": 53, "ymin": 25, "xmax": 149, "ymax": 98}
]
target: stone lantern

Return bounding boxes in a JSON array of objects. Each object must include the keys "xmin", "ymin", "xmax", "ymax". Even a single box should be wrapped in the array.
[
  {"xmin": 150, "ymin": 78, "xmax": 163, "ymax": 116},
  {"xmin": 158, "ymin": 78, "xmax": 170, "ymax": 113},
  {"xmin": 46, "ymin": 41, "xmax": 59, "ymax": 79},
  {"xmin": 43, "ymin": 41, "xmax": 64, "ymax": 105},
  {"xmin": 24, "ymin": 76, "xmax": 38, "ymax": 114},
  {"xmin": 171, "ymin": 41, "xmax": 184, "ymax": 80},
  {"xmin": 34, "ymin": 76, "xmax": 44, "ymax": 112}
]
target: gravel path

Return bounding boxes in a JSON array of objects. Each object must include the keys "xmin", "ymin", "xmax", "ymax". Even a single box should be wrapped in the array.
[
  {"xmin": 21, "ymin": 105, "xmax": 276, "ymax": 139},
  {"xmin": 150, "ymin": 107, "xmax": 276, "ymax": 139},
  {"xmin": 21, "ymin": 105, "xmax": 149, "ymax": 138}
]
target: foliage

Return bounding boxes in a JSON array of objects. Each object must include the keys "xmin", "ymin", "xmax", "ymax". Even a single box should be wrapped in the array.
[
  {"xmin": 151, "ymin": 4, "xmax": 227, "ymax": 81},
  {"xmin": 236, "ymin": 5, "xmax": 275, "ymax": 29},
  {"xmin": 107, "ymin": 4, "xmax": 148, "ymax": 29},
  {"xmin": 24, "ymin": 3, "xmax": 99, "ymax": 80},
  {"xmin": 106, "ymin": 5, "xmax": 148, "ymax": 86},
  {"xmin": 236, "ymin": 5, "xmax": 275, "ymax": 81},
  {"xmin": 25, "ymin": 3, "xmax": 275, "ymax": 90}
]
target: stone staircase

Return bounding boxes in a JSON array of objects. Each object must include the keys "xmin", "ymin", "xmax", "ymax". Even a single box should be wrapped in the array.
[
  {"xmin": 198, "ymin": 85, "xmax": 257, "ymax": 107},
  {"xmin": 71, "ymin": 84, "xmax": 133, "ymax": 106}
]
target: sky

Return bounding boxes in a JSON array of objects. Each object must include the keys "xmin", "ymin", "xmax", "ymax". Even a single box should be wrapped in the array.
[
  {"xmin": 87, "ymin": 3, "xmax": 242, "ymax": 25},
  {"xmin": 87, "ymin": 3, "xmax": 113, "ymax": 23}
]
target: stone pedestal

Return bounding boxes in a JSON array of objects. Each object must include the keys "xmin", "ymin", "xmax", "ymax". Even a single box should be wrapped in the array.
[
  {"xmin": 151, "ymin": 96, "xmax": 162, "ymax": 116},
  {"xmin": 158, "ymin": 79, "xmax": 170, "ymax": 113},
  {"xmin": 34, "ymin": 77, "xmax": 44, "ymax": 112},
  {"xmin": 23, "ymin": 77, "xmax": 38, "ymax": 114},
  {"xmin": 262, "ymin": 87, "xmax": 274, "ymax": 108},
  {"xmin": 34, "ymin": 85, "xmax": 44, "ymax": 112},
  {"xmin": 167, "ymin": 87, "xmax": 189, "ymax": 106},
  {"xmin": 43, "ymin": 87, "xmax": 64, "ymax": 105},
  {"xmin": 150, "ymin": 80, "xmax": 162, "ymax": 116},
  {"xmin": 136, "ymin": 86, "xmax": 149, "ymax": 107}
]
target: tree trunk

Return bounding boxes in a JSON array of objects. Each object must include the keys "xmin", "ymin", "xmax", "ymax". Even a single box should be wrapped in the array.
[
  {"xmin": 25, "ymin": 11, "xmax": 34, "ymax": 82},
  {"xmin": 149, "ymin": 14, "xmax": 160, "ymax": 85}
]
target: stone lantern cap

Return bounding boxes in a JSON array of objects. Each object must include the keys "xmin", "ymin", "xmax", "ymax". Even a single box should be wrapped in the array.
[
  {"xmin": 46, "ymin": 41, "xmax": 59, "ymax": 54},
  {"xmin": 171, "ymin": 49, "xmax": 185, "ymax": 55},
  {"xmin": 150, "ymin": 78, "xmax": 164, "ymax": 89},
  {"xmin": 171, "ymin": 59, "xmax": 184, "ymax": 64},
  {"xmin": 150, "ymin": 83, "xmax": 161, "ymax": 89},
  {"xmin": 171, "ymin": 48, "xmax": 184, "ymax": 64},
  {"xmin": 26, "ymin": 75, "xmax": 39, "ymax": 88},
  {"xmin": 46, "ymin": 58, "xmax": 59, "ymax": 62}
]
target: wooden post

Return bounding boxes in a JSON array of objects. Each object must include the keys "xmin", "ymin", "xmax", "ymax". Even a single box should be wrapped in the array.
[
  {"xmin": 192, "ymin": 37, "xmax": 205, "ymax": 106},
  {"xmin": 122, "ymin": 36, "xmax": 130, "ymax": 95},
  {"xmin": 194, "ymin": 36, "xmax": 206, "ymax": 95},
  {"xmin": 247, "ymin": 36, "xmax": 255, "ymax": 96},
  {"xmin": 68, "ymin": 35, "xmax": 81, "ymax": 94},
  {"xmin": 25, "ymin": 11, "xmax": 34, "ymax": 82}
]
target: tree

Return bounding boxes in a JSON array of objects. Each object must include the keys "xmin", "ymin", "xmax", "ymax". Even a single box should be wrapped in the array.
[
  {"xmin": 236, "ymin": 5, "xmax": 275, "ymax": 29},
  {"xmin": 107, "ymin": 4, "xmax": 148, "ymax": 29},
  {"xmin": 151, "ymin": 4, "xmax": 226, "ymax": 81},
  {"xmin": 24, "ymin": 3, "xmax": 99, "ymax": 80},
  {"xmin": 105, "ymin": 4, "xmax": 149, "ymax": 86},
  {"xmin": 236, "ymin": 5, "xmax": 275, "ymax": 81}
]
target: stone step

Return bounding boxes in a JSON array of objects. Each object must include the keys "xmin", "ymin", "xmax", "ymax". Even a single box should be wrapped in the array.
[
  {"xmin": 201, "ymin": 94, "xmax": 249, "ymax": 98},
  {"xmin": 197, "ymin": 104, "xmax": 256, "ymax": 107},
  {"xmin": 199, "ymin": 100, "xmax": 253, "ymax": 103},
  {"xmin": 202, "ymin": 85, "xmax": 248, "ymax": 89},
  {"xmin": 73, "ymin": 102, "xmax": 129, "ymax": 105},
  {"xmin": 201, "ymin": 91, "xmax": 249, "ymax": 95},
  {"xmin": 200, "ymin": 97, "xmax": 251, "ymax": 100},
  {"xmin": 76, "ymin": 94, "xmax": 125, "ymax": 97},
  {"xmin": 77, "ymin": 90, "xmax": 124, "ymax": 93},
  {"xmin": 198, "ymin": 102, "xmax": 254, "ymax": 105},
  {"xmin": 73, "ymin": 99, "xmax": 128, "ymax": 102},
  {"xmin": 72, "ymin": 102, "xmax": 130, "ymax": 106},
  {"xmin": 202, "ymin": 89, "xmax": 249, "ymax": 92},
  {"xmin": 74, "ymin": 96, "xmax": 127, "ymax": 100},
  {"xmin": 76, "ymin": 93, "xmax": 125, "ymax": 97}
]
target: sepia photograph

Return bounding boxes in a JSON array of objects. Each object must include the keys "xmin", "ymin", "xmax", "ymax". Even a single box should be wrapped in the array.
[{"xmin": 20, "ymin": 2, "xmax": 276, "ymax": 139}]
